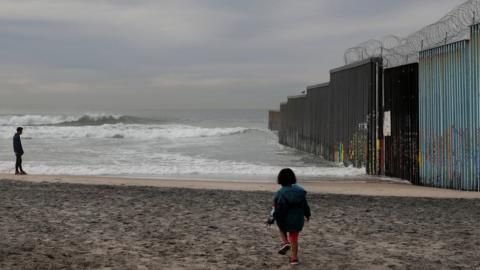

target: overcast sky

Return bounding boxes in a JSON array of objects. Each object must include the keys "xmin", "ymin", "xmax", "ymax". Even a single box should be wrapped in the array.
[{"xmin": 0, "ymin": 0, "xmax": 467, "ymax": 112}]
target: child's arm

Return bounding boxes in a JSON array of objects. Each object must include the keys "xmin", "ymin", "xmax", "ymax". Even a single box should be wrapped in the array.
[
  {"xmin": 273, "ymin": 193, "xmax": 287, "ymax": 221},
  {"xmin": 266, "ymin": 206, "xmax": 275, "ymax": 225},
  {"xmin": 304, "ymin": 195, "xmax": 311, "ymax": 221},
  {"xmin": 266, "ymin": 194, "xmax": 278, "ymax": 225}
]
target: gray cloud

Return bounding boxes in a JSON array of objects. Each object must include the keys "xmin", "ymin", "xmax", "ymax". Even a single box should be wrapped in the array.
[{"xmin": 0, "ymin": 0, "xmax": 467, "ymax": 111}]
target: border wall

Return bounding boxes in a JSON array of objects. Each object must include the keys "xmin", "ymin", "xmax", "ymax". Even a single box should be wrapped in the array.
[
  {"xmin": 270, "ymin": 23, "xmax": 480, "ymax": 191},
  {"xmin": 277, "ymin": 58, "xmax": 383, "ymax": 173},
  {"xmin": 268, "ymin": 110, "xmax": 280, "ymax": 131},
  {"xmin": 305, "ymin": 83, "xmax": 330, "ymax": 159},
  {"xmin": 279, "ymin": 95, "xmax": 306, "ymax": 150},
  {"xmin": 383, "ymin": 63, "xmax": 420, "ymax": 184},
  {"xmin": 419, "ymin": 32, "xmax": 479, "ymax": 190},
  {"xmin": 329, "ymin": 59, "xmax": 383, "ymax": 173}
]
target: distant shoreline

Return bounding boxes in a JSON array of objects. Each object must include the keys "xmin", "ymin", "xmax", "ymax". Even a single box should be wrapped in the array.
[{"xmin": 1, "ymin": 173, "xmax": 480, "ymax": 199}]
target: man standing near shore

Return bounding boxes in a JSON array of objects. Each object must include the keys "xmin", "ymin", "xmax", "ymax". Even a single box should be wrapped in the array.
[{"xmin": 13, "ymin": 127, "xmax": 27, "ymax": 175}]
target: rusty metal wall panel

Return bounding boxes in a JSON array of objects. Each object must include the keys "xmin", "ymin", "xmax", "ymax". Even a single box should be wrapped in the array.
[
  {"xmin": 268, "ymin": 110, "xmax": 280, "ymax": 131},
  {"xmin": 419, "ymin": 39, "xmax": 478, "ymax": 190},
  {"xmin": 278, "ymin": 95, "xmax": 306, "ymax": 150},
  {"xmin": 278, "ymin": 103, "xmax": 287, "ymax": 145},
  {"xmin": 329, "ymin": 58, "xmax": 382, "ymax": 171},
  {"xmin": 306, "ymin": 83, "xmax": 330, "ymax": 159},
  {"xmin": 384, "ymin": 63, "xmax": 420, "ymax": 184}
]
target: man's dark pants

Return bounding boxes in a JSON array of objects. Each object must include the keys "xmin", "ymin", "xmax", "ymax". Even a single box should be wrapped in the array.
[{"xmin": 15, "ymin": 154, "xmax": 23, "ymax": 173}]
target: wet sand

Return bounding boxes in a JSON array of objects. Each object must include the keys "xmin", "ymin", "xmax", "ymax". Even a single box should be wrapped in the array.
[
  {"xmin": 1, "ymin": 178, "xmax": 480, "ymax": 269},
  {"xmin": 2, "ymin": 173, "xmax": 480, "ymax": 199}
]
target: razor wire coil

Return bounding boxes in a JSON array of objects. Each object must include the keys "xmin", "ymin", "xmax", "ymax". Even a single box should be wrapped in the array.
[{"xmin": 344, "ymin": 0, "xmax": 480, "ymax": 68}]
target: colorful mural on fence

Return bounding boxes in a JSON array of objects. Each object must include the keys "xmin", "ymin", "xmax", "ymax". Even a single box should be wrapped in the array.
[{"xmin": 419, "ymin": 25, "xmax": 480, "ymax": 191}]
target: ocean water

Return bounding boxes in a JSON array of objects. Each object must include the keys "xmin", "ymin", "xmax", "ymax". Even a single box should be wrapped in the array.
[{"xmin": 0, "ymin": 110, "xmax": 364, "ymax": 181}]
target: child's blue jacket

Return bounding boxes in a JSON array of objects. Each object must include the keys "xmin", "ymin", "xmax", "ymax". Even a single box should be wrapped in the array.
[{"xmin": 273, "ymin": 184, "xmax": 311, "ymax": 232}]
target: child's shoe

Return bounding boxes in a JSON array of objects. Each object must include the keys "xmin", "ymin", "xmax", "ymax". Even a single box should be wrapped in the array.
[
  {"xmin": 289, "ymin": 257, "xmax": 300, "ymax": 265},
  {"xmin": 278, "ymin": 243, "xmax": 290, "ymax": 255}
]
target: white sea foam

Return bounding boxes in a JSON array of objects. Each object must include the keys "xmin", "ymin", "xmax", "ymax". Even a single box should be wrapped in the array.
[
  {"xmin": 0, "ymin": 115, "xmax": 78, "ymax": 126},
  {"xmin": 0, "ymin": 113, "xmax": 123, "ymax": 126},
  {"xmin": 0, "ymin": 124, "xmax": 255, "ymax": 140},
  {"xmin": 0, "ymin": 157, "xmax": 365, "ymax": 179}
]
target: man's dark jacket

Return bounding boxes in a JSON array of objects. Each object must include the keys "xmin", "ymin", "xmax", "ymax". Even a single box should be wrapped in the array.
[{"xmin": 13, "ymin": 133, "xmax": 24, "ymax": 155}]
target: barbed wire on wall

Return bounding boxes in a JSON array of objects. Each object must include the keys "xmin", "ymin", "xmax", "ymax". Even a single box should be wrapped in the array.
[{"xmin": 344, "ymin": 0, "xmax": 480, "ymax": 68}]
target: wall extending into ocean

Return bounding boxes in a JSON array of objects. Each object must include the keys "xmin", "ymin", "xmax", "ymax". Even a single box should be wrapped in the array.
[
  {"xmin": 277, "ymin": 58, "xmax": 383, "ymax": 174},
  {"xmin": 268, "ymin": 110, "xmax": 280, "ymax": 131},
  {"xmin": 270, "ymin": 23, "xmax": 480, "ymax": 191}
]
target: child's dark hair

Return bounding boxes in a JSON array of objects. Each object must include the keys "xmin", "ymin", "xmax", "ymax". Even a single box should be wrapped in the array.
[
  {"xmin": 17, "ymin": 127, "xmax": 23, "ymax": 133},
  {"xmin": 277, "ymin": 168, "xmax": 297, "ymax": 186}
]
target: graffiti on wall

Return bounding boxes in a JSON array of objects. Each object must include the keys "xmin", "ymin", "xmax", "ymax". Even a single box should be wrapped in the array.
[
  {"xmin": 421, "ymin": 126, "xmax": 480, "ymax": 188},
  {"xmin": 348, "ymin": 126, "xmax": 367, "ymax": 168}
]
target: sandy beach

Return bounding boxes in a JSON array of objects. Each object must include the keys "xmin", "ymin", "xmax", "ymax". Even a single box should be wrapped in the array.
[
  {"xmin": 1, "ymin": 175, "xmax": 480, "ymax": 269},
  {"xmin": 3, "ymin": 173, "xmax": 480, "ymax": 199}
]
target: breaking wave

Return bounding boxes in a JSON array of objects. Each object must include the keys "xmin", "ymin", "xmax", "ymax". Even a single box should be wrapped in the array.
[
  {"xmin": 0, "ymin": 111, "xmax": 367, "ymax": 181},
  {"xmin": 56, "ymin": 115, "xmax": 153, "ymax": 126},
  {"xmin": 0, "ymin": 124, "xmax": 257, "ymax": 140},
  {"xmin": 0, "ymin": 114, "xmax": 154, "ymax": 126}
]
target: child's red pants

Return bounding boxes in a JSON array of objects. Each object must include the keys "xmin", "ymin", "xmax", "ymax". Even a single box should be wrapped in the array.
[{"xmin": 288, "ymin": 232, "xmax": 299, "ymax": 244}]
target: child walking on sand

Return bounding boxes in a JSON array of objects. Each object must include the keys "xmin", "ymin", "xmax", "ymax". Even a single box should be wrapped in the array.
[{"xmin": 267, "ymin": 168, "xmax": 311, "ymax": 265}]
